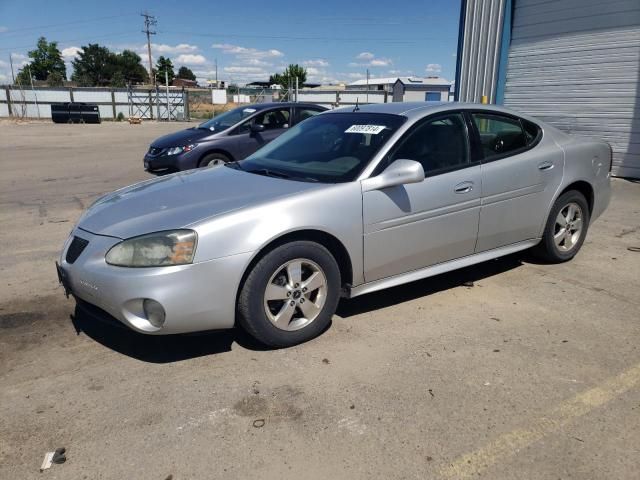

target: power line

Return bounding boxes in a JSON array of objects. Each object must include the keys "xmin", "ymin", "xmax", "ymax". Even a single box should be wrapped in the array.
[
  {"xmin": 163, "ymin": 31, "xmax": 451, "ymax": 45},
  {"xmin": 0, "ymin": 14, "xmax": 132, "ymax": 36},
  {"xmin": 0, "ymin": 31, "xmax": 140, "ymax": 52},
  {"xmin": 141, "ymin": 11, "xmax": 157, "ymax": 86}
]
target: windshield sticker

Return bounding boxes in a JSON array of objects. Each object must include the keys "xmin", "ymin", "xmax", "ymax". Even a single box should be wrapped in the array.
[{"xmin": 345, "ymin": 125, "xmax": 386, "ymax": 134}]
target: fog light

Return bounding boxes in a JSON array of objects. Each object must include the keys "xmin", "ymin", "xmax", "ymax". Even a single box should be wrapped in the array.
[{"xmin": 143, "ymin": 299, "xmax": 166, "ymax": 328}]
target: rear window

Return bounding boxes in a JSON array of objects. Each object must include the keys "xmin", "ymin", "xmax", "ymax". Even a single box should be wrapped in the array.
[
  {"xmin": 522, "ymin": 119, "xmax": 542, "ymax": 145},
  {"xmin": 472, "ymin": 113, "xmax": 531, "ymax": 161}
]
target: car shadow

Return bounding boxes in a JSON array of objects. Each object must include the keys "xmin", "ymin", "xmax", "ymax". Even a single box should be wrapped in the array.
[
  {"xmin": 70, "ymin": 252, "xmax": 527, "ymax": 362},
  {"xmin": 336, "ymin": 252, "xmax": 524, "ymax": 318},
  {"xmin": 70, "ymin": 300, "xmax": 269, "ymax": 364}
]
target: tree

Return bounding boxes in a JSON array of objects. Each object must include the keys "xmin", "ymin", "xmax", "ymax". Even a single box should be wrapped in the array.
[
  {"xmin": 269, "ymin": 64, "xmax": 307, "ymax": 90},
  {"xmin": 177, "ymin": 66, "xmax": 196, "ymax": 81},
  {"xmin": 71, "ymin": 44, "xmax": 114, "ymax": 86},
  {"xmin": 46, "ymin": 71, "xmax": 65, "ymax": 86},
  {"xmin": 114, "ymin": 50, "xmax": 149, "ymax": 85},
  {"xmin": 155, "ymin": 56, "xmax": 175, "ymax": 84},
  {"xmin": 21, "ymin": 37, "xmax": 66, "ymax": 82},
  {"xmin": 71, "ymin": 44, "xmax": 148, "ymax": 87}
]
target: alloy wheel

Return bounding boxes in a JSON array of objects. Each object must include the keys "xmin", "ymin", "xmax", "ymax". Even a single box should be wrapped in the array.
[
  {"xmin": 263, "ymin": 258, "xmax": 328, "ymax": 331},
  {"xmin": 553, "ymin": 202, "xmax": 584, "ymax": 252}
]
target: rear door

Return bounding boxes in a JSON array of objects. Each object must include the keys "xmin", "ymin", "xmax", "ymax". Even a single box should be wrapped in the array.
[
  {"xmin": 471, "ymin": 111, "xmax": 564, "ymax": 252},
  {"xmin": 363, "ymin": 111, "xmax": 482, "ymax": 282}
]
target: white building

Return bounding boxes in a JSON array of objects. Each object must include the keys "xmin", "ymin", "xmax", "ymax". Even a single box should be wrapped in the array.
[{"xmin": 346, "ymin": 76, "xmax": 452, "ymax": 102}]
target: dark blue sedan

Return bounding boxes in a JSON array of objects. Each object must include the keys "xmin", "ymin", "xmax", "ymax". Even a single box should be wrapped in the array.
[{"xmin": 144, "ymin": 102, "xmax": 327, "ymax": 173}]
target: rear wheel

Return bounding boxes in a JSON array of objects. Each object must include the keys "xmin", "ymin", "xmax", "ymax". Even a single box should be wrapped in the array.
[
  {"xmin": 198, "ymin": 152, "xmax": 229, "ymax": 168},
  {"xmin": 238, "ymin": 241, "xmax": 341, "ymax": 347},
  {"xmin": 533, "ymin": 190, "xmax": 590, "ymax": 262}
]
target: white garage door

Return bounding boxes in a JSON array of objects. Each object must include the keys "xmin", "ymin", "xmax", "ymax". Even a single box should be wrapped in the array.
[{"xmin": 503, "ymin": 0, "xmax": 640, "ymax": 178}]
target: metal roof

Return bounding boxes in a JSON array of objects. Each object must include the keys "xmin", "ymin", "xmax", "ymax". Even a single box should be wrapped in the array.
[{"xmin": 348, "ymin": 76, "xmax": 452, "ymax": 87}]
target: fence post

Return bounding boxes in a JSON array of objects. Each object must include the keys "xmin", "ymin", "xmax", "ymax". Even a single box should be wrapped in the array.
[
  {"xmin": 384, "ymin": 91, "xmax": 388, "ymax": 103},
  {"xmin": 183, "ymin": 88, "xmax": 189, "ymax": 121},
  {"xmin": 148, "ymin": 89, "xmax": 154, "ymax": 120},
  {"xmin": 5, "ymin": 86, "xmax": 12, "ymax": 116},
  {"xmin": 69, "ymin": 87, "xmax": 74, "ymax": 103},
  {"xmin": 111, "ymin": 89, "xmax": 117, "ymax": 119}
]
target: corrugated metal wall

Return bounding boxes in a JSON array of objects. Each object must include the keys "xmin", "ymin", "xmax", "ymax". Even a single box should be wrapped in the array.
[
  {"xmin": 503, "ymin": 0, "xmax": 640, "ymax": 178},
  {"xmin": 457, "ymin": 0, "xmax": 506, "ymax": 103}
]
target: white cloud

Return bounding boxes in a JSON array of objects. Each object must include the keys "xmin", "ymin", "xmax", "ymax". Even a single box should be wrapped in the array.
[
  {"xmin": 0, "ymin": 26, "xmax": 7, "ymax": 33},
  {"xmin": 224, "ymin": 66, "xmax": 265, "ymax": 74},
  {"xmin": 0, "ymin": 60, "xmax": 7, "ymax": 68},
  {"xmin": 349, "ymin": 52, "xmax": 392, "ymax": 68},
  {"xmin": 0, "ymin": 73, "xmax": 7, "ymax": 81},
  {"xmin": 212, "ymin": 43, "xmax": 284, "ymax": 62},
  {"xmin": 152, "ymin": 43, "xmax": 198, "ymax": 54},
  {"xmin": 10, "ymin": 53, "xmax": 28, "ymax": 67},
  {"xmin": 425, "ymin": 63, "xmax": 442, "ymax": 74},
  {"xmin": 356, "ymin": 52, "xmax": 374, "ymax": 60},
  {"xmin": 175, "ymin": 54, "xmax": 207, "ymax": 65},
  {"xmin": 303, "ymin": 59, "xmax": 329, "ymax": 67},
  {"xmin": 61, "ymin": 46, "xmax": 82, "ymax": 61},
  {"xmin": 306, "ymin": 67, "xmax": 322, "ymax": 76}
]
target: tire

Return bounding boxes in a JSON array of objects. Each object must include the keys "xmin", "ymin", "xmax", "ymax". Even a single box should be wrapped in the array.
[
  {"xmin": 238, "ymin": 241, "xmax": 341, "ymax": 348},
  {"xmin": 533, "ymin": 190, "xmax": 590, "ymax": 263},
  {"xmin": 198, "ymin": 152, "xmax": 229, "ymax": 168}
]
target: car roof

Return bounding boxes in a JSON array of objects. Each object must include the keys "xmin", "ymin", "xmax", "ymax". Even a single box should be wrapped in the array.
[
  {"xmin": 329, "ymin": 102, "xmax": 531, "ymax": 120},
  {"xmin": 241, "ymin": 102, "xmax": 328, "ymax": 110}
]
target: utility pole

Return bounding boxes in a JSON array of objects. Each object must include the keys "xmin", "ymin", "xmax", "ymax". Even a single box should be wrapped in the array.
[
  {"xmin": 9, "ymin": 54, "xmax": 15, "ymax": 83},
  {"xmin": 366, "ymin": 68, "xmax": 369, "ymax": 104},
  {"xmin": 141, "ymin": 11, "xmax": 157, "ymax": 86},
  {"xmin": 215, "ymin": 58, "xmax": 218, "ymax": 88}
]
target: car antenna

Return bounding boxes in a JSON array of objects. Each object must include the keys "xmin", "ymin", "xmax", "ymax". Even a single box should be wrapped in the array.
[{"xmin": 353, "ymin": 98, "xmax": 360, "ymax": 112}]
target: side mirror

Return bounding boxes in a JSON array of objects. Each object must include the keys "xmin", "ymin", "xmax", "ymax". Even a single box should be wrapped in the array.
[
  {"xmin": 250, "ymin": 123, "xmax": 265, "ymax": 134},
  {"xmin": 361, "ymin": 159, "xmax": 425, "ymax": 192}
]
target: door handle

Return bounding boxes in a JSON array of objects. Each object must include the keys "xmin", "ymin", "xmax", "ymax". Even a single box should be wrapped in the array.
[
  {"xmin": 538, "ymin": 161, "xmax": 554, "ymax": 171},
  {"xmin": 454, "ymin": 181, "xmax": 474, "ymax": 194}
]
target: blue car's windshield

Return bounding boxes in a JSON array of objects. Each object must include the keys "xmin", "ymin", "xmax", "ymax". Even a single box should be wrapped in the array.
[
  {"xmin": 198, "ymin": 106, "xmax": 257, "ymax": 132},
  {"xmin": 234, "ymin": 113, "xmax": 406, "ymax": 183}
]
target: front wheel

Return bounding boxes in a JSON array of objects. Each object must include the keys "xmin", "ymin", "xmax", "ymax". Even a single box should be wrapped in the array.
[
  {"xmin": 198, "ymin": 152, "xmax": 229, "ymax": 168},
  {"xmin": 237, "ymin": 241, "xmax": 341, "ymax": 347},
  {"xmin": 533, "ymin": 190, "xmax": 590, "ymax": 262}
]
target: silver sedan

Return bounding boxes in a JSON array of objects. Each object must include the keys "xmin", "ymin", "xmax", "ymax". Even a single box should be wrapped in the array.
[{"xmin": 57, "ymin": 102, "xmax": 611, "ymax": 347}]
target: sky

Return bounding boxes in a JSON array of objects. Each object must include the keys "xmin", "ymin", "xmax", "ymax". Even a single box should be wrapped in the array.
[{"xmin": 0, "ymin": 0, "xmax": 461, "ymax": 86}]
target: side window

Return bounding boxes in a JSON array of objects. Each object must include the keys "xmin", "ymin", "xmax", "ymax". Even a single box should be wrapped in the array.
[
  {"xmin": 387, "ymin": 113, "xmax": 470, "ymax": 175},
  {"xmin": 295, "ymin": 107, "xmax": 322, "ymax": 124},
  {"xmin": 472, "ymin": 113, "xmax": 527, "ymax": 160},
  {"xmin": 256, "ymin": 108, "xmax": 290, "ymax": 130}
]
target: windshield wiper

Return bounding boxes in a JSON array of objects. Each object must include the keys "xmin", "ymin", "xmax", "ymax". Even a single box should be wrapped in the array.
[
  {"xmin": 226, "ymin": 161, "xmax": 244, "ymax": 171},
  {"xmin": 246, "ymin": 168, "xmax": 292, "ymax": 180}
]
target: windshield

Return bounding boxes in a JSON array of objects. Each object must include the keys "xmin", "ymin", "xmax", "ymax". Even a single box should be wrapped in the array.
[
  {"xmin": 236, "ymin": 113, "xmax": 405, "ymax": 183},
  {"xmin": 198, "ymin": 106, "xmax": 258, "ymax": 132}
]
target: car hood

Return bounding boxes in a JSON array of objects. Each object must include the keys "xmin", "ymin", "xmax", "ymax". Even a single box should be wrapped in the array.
[
  {"xmin": 77, "ymin": 167, "xmax": 323, "ymax": 239},
  {"xmin": 151, "ymin": 127, "xmax": 219, "ymax": 148}
]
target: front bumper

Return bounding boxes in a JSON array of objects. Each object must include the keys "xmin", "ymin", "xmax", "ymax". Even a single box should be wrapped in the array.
[
  {"xmin": 144, "ymin": 150, "xmax": 198, "ymax": 173},
  {"xmin": 58, "ymin": 228, "xmax": 252, "ymax": 334}
]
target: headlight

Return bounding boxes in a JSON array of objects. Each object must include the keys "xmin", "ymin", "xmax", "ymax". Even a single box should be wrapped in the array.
[
  {"xmin": 106, "ymin": 230, "xmax": 197, "ymax": 267},
  {"xmin": 166, "ymin": 144, "xmax": 197, "ymax": 155}
]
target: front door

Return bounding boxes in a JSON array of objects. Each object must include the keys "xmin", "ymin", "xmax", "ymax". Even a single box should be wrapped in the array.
[
  {"xmin": 363, "ymin": 112, "xmax": 482, "ymax": 282},
  {"xmin": 235, "ymin": 107, "xmax": 291, "ymax": 159}
]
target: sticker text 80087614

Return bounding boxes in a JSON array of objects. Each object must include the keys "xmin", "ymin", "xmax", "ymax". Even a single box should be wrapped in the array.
[{"xmin": 345, "ymin": 125, "xmax": 386, "ymax": 135}]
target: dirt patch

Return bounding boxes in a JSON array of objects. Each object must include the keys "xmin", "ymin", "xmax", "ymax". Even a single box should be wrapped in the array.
[
  {"xmin": 0, "ymin": 311, "xmax": 42, "ymax": 329},
  {"xmin": 233, "ymin": 385, "xmax": 304, "ymax": 421}
]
